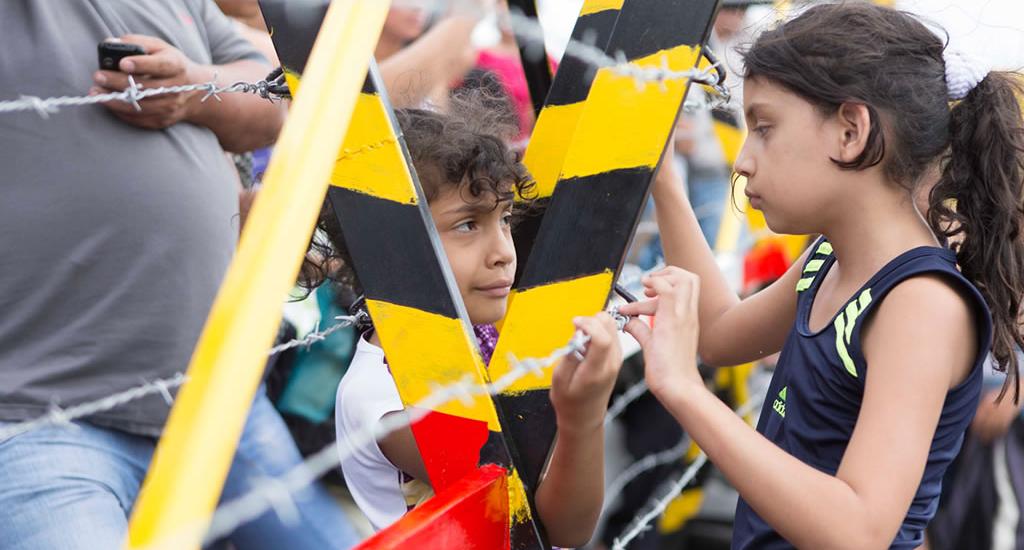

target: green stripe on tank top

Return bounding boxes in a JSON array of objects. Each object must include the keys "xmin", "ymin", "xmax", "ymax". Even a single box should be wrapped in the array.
[{"xmin": 833, "ymin": 289, "xmax": 873, "ymax": 377}]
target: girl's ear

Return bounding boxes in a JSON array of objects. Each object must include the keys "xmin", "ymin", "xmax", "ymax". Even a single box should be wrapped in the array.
[{"xmin": 833, "ymin": 102, "xmax": 873, "ymax": 164}]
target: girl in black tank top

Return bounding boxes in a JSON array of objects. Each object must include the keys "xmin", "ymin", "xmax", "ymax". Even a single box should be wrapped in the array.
[{"xmin": 618, "ymin": 3, "xmax": 1024, "ymax": 549}]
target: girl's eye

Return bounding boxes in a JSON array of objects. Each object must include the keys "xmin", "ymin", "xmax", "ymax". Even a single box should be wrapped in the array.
[
  {"xmin": 501, "ymin": 212, "xmax": 513, "ymax": 227},
  {"xmin": 454, "ymin": 220, "xmax": 477, "ymax": 233},
  {"xmin": 754, "ymin": 125, "xmax": 772, "ymax": 137}
]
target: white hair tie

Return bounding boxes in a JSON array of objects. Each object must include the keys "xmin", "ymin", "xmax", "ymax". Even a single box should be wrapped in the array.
[{"xmin": 944, "ymin": 48, "xmax": 990, "ymax": 100}]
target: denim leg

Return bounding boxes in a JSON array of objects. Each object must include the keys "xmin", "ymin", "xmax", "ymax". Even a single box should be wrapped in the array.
[
  {"xmin": 219, "ymin": 391, "xmax": 360, "ymax": 549},
  {"xmin": 0, "ymin": 422, "xmax": 153, "ymax": 550}
]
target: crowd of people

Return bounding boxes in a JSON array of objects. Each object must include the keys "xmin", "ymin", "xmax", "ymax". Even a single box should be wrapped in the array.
[{"xmin": 1, "ymin": 1, "xmax": 1023, "ymax": 549}]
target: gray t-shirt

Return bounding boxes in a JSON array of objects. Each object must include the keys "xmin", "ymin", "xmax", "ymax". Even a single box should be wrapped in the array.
[{"xmin": 0, "ymin": 0, "xmax": 264, "ymax": 436}]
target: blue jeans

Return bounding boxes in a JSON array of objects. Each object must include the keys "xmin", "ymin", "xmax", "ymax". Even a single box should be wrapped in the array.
[{"xmin": 0, "ymin": 391, "xmax": 358, "ymax": 549}]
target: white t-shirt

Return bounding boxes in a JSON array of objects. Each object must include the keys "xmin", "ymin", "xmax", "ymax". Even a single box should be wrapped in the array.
[{"xmin": 335, "ymin": 336, "xmax": 432, "ymax": 531}]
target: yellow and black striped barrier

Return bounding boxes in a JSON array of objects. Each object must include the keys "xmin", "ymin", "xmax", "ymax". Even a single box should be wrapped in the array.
[
  {"xmin": 491, "ymin": 0, "xmax": 723, "ymax": 498},
  {"xmin": 326, "ymin": 64, "xmax": 548, "ymax": 549},
  {"xmin": 512, "ymin": 0, "xmax": 625, "ymax": 281}
]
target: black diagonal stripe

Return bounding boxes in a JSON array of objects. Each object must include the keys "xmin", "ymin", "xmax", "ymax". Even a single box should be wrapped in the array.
[
  {"xmin": 516, "ymin": 167, "xmax": 652, "ymax": 290},
  {"xmin": 609, "ymin": 0, "xmax": 718, "ymax": 61},
  {"xmin": 507, "ymin": 0, "xmax": 553, "ymax": 115},
  {"xmin": 544, "ymin": 9, "xmax": 620, "ymax": 106},
  {"xmin": 477, "ymin": 429, "xmax": 550, "ymax": 549},
  {"xmin": 328, "ymin": 187, "xmax": 459, "ymax": 319},
  {"xmin": 361, "ymin": 74, "xmax": 376, "ymax": 95},
  {"xmin": 259, "ymin": 0, "xmax": 329, "ymax": 75},
  {"xmin": 493, "ymin": 391, "xmax": 557, "ymax": 493}
]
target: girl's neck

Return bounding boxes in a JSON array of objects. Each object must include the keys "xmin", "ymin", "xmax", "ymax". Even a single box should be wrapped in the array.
[{"xmin": 822, "ymin": 184, "xmax": 939, "ymax": 285}]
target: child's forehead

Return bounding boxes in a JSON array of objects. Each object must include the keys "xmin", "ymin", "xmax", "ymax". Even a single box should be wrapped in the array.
[{"xmin": 431, "ymin": 186, "xmax": 512, "ymax": 215}]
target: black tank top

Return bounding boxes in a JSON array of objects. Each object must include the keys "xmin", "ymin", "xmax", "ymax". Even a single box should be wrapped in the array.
[{"xmin": 732, "ymin": 238, "xmax": 992, "ymax": 549}]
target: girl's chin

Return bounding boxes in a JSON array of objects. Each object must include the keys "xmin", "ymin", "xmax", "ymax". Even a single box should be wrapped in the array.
[{"xmin": 468, "ymin": 308, "xmax": 507, "ymax": 327}]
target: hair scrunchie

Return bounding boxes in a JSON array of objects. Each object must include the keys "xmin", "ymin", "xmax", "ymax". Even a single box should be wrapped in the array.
[{"xmin": 944, "ymin": 48, "xmax": 990, "ymax": 100}]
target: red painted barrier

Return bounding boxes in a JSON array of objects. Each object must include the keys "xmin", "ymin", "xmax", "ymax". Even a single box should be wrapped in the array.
[{"xmin": 356, "ymin": 465, "xmax": 511, "ymax": 550}]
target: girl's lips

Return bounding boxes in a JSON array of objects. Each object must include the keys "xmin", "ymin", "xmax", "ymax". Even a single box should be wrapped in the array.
[
  {"xmin": 475, "ymin": 280, "xmax": 513, "ymax": 298},
  {"xmin": 476, "ymin": 286, "xmax": 511, "ymax": 298},
  {"xmin": 745, "ymin": 190, "xmax": 763, "ymax": 209}
]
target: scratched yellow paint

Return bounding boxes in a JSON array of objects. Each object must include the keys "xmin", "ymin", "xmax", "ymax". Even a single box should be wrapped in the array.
[
  {"xmin": 489, "ymin": 271, "xmax": 614, "ymax": 391},
  {"xmin": 558, "ymin": 45, "xmax": 701, "ymax": 180},
  {"xmin": 367, "ymin": 300, "xmax": 503, "ymax": 432},
  {"xmin": 506, "ymin": 468, "xmax": 532, "ymax": 524},
  {"xmin": 579, "ymin": 0, "xmax": 624, "ymax": 17},
  {"xmin": 329, "ymin": 93, "xmax": 418, "ymax": 205},
  {"xmin": 521, "ymin": 102, "xmax": 585, "ymax": 199}
]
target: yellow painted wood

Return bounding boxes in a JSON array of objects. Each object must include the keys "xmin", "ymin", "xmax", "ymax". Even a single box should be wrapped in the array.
[
  {"xmin": 558, "ymin": 46, "xmax": 701, "ymax": 180},
  {"xmin": 124, "ymin": 2, "xmax": 390, "ymax": 548},
  {"xmin": 579, "ymin": 0, "xmax": 625, "ymax": 16},
  {"xmin": 489, "ymin": 271, "xmax": 614, "ymax": 392},
  {"xmin": 522, "ymin": 101, "xmax": 585, "ymax": 199},
  {"xmin": 330, "ymin": 92, "xmax": 418, "ymax": 205},
  {"xmin": 367, "ymin": 300, "xmax": 503, "ymax": 432}
]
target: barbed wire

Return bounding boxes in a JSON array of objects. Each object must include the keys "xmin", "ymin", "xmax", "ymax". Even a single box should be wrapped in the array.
[
  {"xmin": 612, "ymin": 453, "xmax": 708, "ymax": 550},
  {"xmin": 0, "ymin": 74, "xmax": 286, "ymax": 119},
  {"xmin": 137, "ymin": 331, "xmax": 590, "ymax": 550},
  {"xmin": 0, "ymin": 373, "xmax": 190, "ymax": 443},
  {"xmin": 0, "ymin": 316, "xmax": 360, "ymax": 443},
  {"xmin": 265, "ymin": 314, "xmax": 364, "ymax": 356},
  {"xmin": 611, "ymin": 396, "xmax": 765, "ymax": 549},
  {"xmin": 507, "ymin": 11, "xmax": 731, "ymax": 111},
  {"xmin": 604, "ymin": 436, "xmax": 688, "ymax": 513},
  {"xmin": 604, "ymin": 379, "xmax": 649, "ymax": 427}
]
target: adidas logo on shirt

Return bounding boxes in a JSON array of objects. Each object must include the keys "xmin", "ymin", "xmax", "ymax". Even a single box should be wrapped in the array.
[{"xmin": 773, "ymin": 386, "xmax": 787, "ymax": 418}]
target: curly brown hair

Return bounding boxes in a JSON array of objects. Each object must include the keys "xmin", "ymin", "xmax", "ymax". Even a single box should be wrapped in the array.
[{"xmin": 300, "ymin": 90, "xmax": 537, "ymax": 298}]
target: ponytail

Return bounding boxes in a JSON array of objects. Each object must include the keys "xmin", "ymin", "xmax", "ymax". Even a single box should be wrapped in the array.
[{"xmin": 928, "ymin": 72, "xmax": 1024, "ymax": 402}]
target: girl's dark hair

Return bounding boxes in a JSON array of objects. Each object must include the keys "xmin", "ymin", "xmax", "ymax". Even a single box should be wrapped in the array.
[
  {"xmin": 743, "ymin": 1, "xmax": 1024, "ymax": 400},
  {"xmin": 300, "ymin": 89, "xmax": 537, "ymax": 299}
]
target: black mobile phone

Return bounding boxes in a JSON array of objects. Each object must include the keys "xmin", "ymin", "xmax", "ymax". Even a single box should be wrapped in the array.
[{"xmin": 97, "ymin": 42, "xmax": 146, "ymax": 71}]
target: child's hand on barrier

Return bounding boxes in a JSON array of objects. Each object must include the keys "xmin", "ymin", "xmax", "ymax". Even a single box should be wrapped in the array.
[
  {"xmin": 619, "ymin": 267, "xmax": 702, "ymax": 404},
  {"xmin": 549, "ymin": 313, "xmax": 623, "ymax": 438}
]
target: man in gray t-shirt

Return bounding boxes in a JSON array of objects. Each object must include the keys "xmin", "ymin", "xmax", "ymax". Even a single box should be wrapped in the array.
[
  {"xmin": 0, "ymin": 2, "xmax": 357, "ymax": 548},
  {"xmin": 0, "ymin": 0, "xmax": 276, "ymax": 434}
]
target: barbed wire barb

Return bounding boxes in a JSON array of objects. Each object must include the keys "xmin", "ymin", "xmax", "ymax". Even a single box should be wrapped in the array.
[
  {"xmin": 0, "ymin": 75, "xmax": 286, "ymax": 118},
  {"xmin": 611, "ymin": 396, "xmax": 765, "ymax": 549}
]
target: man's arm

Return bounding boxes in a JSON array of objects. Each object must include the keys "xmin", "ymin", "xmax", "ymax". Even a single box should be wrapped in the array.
[{"xmin": 93, "ymin": 35, "xmax": 285, "ymax": 153}]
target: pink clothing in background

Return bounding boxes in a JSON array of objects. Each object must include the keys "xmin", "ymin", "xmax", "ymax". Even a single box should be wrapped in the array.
[{"xmin": 475, "ymin": 49, "xmax": 535, "ymax": 140}]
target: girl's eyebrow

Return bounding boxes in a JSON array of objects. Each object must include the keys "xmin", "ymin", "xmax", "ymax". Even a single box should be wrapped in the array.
[
  {"xmin": 444, "ymin": 203, "xmax": 493, "ymax": 216},
  {"xmin": 745, "ymin": 102, "xmax": 770, "ymax": 122},
  {"xmin": 444, "ymin": 200, "xmax": 513, "ymax": 216}
]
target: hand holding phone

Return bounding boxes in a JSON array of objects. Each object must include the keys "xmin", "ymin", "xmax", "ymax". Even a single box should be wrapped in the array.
[
  {"xmin": 93, "ymin": 35, "xmax": 199, "ymax": 130},
  {"xmin": 98, "ymin": 41, "xmax": 146, "ymax": 71}
]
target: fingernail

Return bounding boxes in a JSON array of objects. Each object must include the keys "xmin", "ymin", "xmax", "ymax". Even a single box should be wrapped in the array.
[
  {"xmin": 106, "ymin": 37, "xmax": 121, "ymax": 43},
  {"xmin": 121, "ymin": 59, "xmax": 135, "ymax": 72},
  {"xmin": 94, "ymin": 72, "xmax": 107, "ymax": 85}
]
